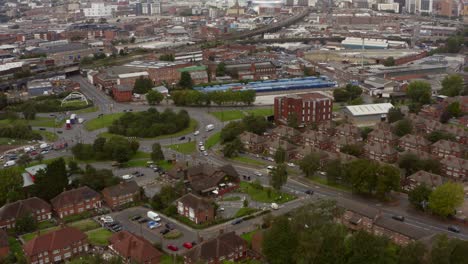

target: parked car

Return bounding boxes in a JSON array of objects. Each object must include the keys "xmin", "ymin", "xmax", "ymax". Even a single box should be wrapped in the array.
[
  {"xmin": 131, "ymin": 215, "xmax": 142, "ymax": 221},
  {"xmin": 133, "ymin": 171, "xmax": 144, "ymax": 177},
  {"xmin": 199, "ymin": 141, "xmax": 204, "ymax": 146},
  {"xmin": 147, "ymin": 211, "xmax": 161, "ymax": 222},
  {"xmin": 100, "ymin": 215, "xmax": 114, "ymax": 223},
  {"xmin": 57, "ymin": 131, "xmax": 63, "ymax": 134},
  {"xmin": 200, "ymin": 146, "xmax": 205, "ymax": 151},
  {"xmin": 287, "ymin": 162, "xmax": 295, "ymax": 167},
  {"xmin": 165, "ymin": 223, "xmax": 175, "ymax": 230},
  {"xmin": 183, "ymin": 242, "xmax": 193, "ymax": 249},
  {"xmin": 448, "ymin": 225, "xmax": 460, "ymax": 233},
  {"xmin": 148, "ymin": 221, "xmax": 161, "ymax": 229},
  {"xmin": 167, "ymin": 244, "xmax": 178, "ymax": 251},
  {"xmin": 392, "ymin": 215, "xmax": 405, "ymax": 222},
  {"xmin": 203, "ymin": 151, "xmax": 208, "ymax": 156},
  {"xmin": 39, "ymin": 128, "xmax": 46, "ymax": 131},
  {"xmin": 160, "ymin": 228, "xmax": 170, "ymax": 235},
  {"xmin": 231, "ymin": 219, "xmax": 243, "ymax": 225},
  {"xmin": 137, "ymin": 218, "xmax": 148, "ymax": 224}
]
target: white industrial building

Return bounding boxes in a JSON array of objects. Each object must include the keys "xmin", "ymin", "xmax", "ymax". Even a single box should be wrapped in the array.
[
  {"xmin": 83, "ymin": 2, "xmax": 117, "ymax": 17},
  {"xmin": 343, "ymin": 103, "xmax": 394, "ymax": 126}
]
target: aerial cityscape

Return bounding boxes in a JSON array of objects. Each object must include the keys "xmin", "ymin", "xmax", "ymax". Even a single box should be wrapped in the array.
[{"xmin": 0, "ymin": 0, "xmax": 467, "ymax": 263}]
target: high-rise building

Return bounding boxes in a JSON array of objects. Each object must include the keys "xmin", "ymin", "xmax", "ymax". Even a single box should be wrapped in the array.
[
  {"xmin": 420, "ymin": 0, "xmax": 433, "ymax": 13},
  {"xmin": 274, "ymin": 93, "xmax": 333, "ymax": 126}
]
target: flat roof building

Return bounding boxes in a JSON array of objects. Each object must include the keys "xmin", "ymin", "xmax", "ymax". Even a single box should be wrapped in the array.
[{"xmin": 343, "ymin": 103, "xmax": 394, "ymax": 126}]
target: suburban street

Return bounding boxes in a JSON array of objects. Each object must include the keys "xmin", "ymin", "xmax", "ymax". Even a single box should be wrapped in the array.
[{"xmin": 30, "ymin": 74, "xmax": 468, "ymax": 250}]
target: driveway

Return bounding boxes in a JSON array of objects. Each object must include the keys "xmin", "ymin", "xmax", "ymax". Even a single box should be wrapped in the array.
[{"xmin": 110, "ymin": 207, "xmax": 198, "ymax": 255}]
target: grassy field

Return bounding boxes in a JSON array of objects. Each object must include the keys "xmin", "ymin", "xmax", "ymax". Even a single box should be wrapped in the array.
[
  {"xmin": 161, "ymin": 255, "xmax": 184, "ymax": 264},
  {"xmin": 211, "ymin": 108, "xmax": 273, "ymax": 121},
  {"xmin": 234, "ymin": 207, "xmax": 258, "ymax": 218},
  {"xmin": 22, "ymin": 219, "xmax": 100, "ymax": 242},
  {"xmin": 61, "ymin": 100, "xmax": 89, "ymax": 107},
  {"xmin": 37, "ymin": 130, "xmax": 58, "ymax": 141},
  {"xmin": 0, "ymin": 137, "xmax": 27, "ymax": 145},
  {"xmin": 205, "ymin": 132, "xmax": 221, "ymax": 149},
  {"xmin": 84, "ymin": 112, "xmax": 124, "ymax": 131},
  {"xmin": 75, "ymin": 106, "xmax": 99, "ymax": 114},
  {"xmin": 240, "ymin": 182, "xmax": 295, "ymax": 204},
  {"xmin": 168, "ymin": 141, "xmax": 196, "ymax": 154},
  {"xmin": 133, "ymin": 151, "xmax": 150, "ymax": 159},
  {"xmin": 0, "ymin": 117, "xmax": 65, "ymax": 128},
  {"xmin": 86, "ymin": 228, "xmax": 113, "ymax": 246},
  {"xmin": 230, "ymin": 156, "xmax": 266, "ymax": 166}
]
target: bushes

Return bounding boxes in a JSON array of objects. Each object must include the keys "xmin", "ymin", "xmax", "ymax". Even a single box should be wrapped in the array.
[
  {"xmin": 72, "ymin": 137, "xmax": 139, "ymax": 163},
  {"xmin": 0, "ymin": 122, "xmax": 42, "ymax": 140},
  {"xmin": 6, "ymin": 93, "xmax": 92, "ymax": 113},
  {"xmin": 108, "ymin": 108, "xmax": 190, "ymax": 138}
]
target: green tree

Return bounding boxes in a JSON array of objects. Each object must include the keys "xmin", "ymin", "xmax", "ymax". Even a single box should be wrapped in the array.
[
  {"xmin": 133, "ymin": 77, "xmax": 154, "ymax": 94},
  {"xmin": 431, "ymin": 235, "xmax": 456, "ymax": 264},
  {"xmin": 68, "ymin": 160, "xmax": 80, "ymax": 173},
  {"xmin": 299, "ymin": 152, "xmax": 321, "ymax": 177},
  {"xmin": 274, "ymin": 147, "xmax": 286, "ymax": 164},
  {"xmin": 397, "ymin": 241, "xmax": 427, "ymax": 264},
  {"xmin": 387, "ymin": 107, "xmax": 404, "ymax": 123},
  {"xmin": 270, "ymin": 163, "xmax": 288, "ymax": 190},
  {"xmin": 79, "ymin": 165, "xmax": 119, "ymax": 191},
  {"xmin": 14, "ymin": 214, "xmax": 38, "ymax": 234},
  {"xmin": 429, "ymin": 182, "xmax": 464, "ymax": 217},
  {"xmin": 222, "ymin": 137, "xmax": 243, "ymax": 158},
  {"xmin": 93, "ymin": 137, "xmax": 106, "ymax": 153},
  {"xmin": 146, "ymin": 90, "xmax": 164, "ymax": 105},
  {"xmin": 450, "ymin": 240, "xmax": 468, "ymax": 264},
  {"xmin": 178, "ymin": 72, "xmax": 193, "ymax": 89},
  {"xmin": 287, "ymin": 113, "xmax": 299, "ymax": 128},
  {"xmin": 408, "ymin": 184, "xmax": 432, "ymax": 210},
  {"xmin": 348, "ymin": 97, "xmax": 364, "ymax": 105},
  {"xmin": 242, "ymin": 115, "xmax": 270, "ymax": 135},
  {"xmin": 220, "ymin": 121, "xmax": 246, "ymax": 143},
  {"xmin": 407, "ymin": 81, "xmax": 431, "ymax": 105},
  {"xmin": 446, "ymin": 36, "xmax": 463, "ymax": 53},
  {"xmin": 393, "ymin": 118, "xmax": 413, "ymax": 137},
  {"xmin": 263, "ymin": 216, "xmax": 298, "ymax": 264},
  {"xmin": 340, "ymin": 144, "xmax": 364, "ymax": 157},
  {"xmin": 440, "ymin": 75, "xmax": 463, "ymax": 97},
  {"xmin": 346, "ymin": 231, "xmax": 395, "ymax": 264},
  {"xmin": 0, "ymin": 168, "xmax": 24, "ymax": 205},
  {"xmin": 446, "ymin": 102, "xmax": 462, "ymax": 118},
  {"xmin": 375, "ymin": 164, "xmax": 400, "ymax": 200},
  {"xmin": 325, "ymin": 159, "xmax": 343, "ymax": 185},
  {"xmin": 151, "ymin": 143, "xmax": 164, "ymax": 161},
  {"xmin": 17, "ymin": 154, "xmax": 32, "ymax": 166},
  {"xmin": 426, "ymin": 130, "xmax": 455, "ymax": 143},
  {"xmin": 33, "ymin": 158, "xmax": 68, "ymax": 201},
  {"xmin": 345, "ymin": 159, "xmax": 379, "ymax": 195},
  {"xmin": 22, "ymin": 102, "xmax": 36, "ymax": 120},
  {"xmin": 216, "ymin": 62, "xmax": 226, "ymax": 76},
  {"xmin": 0, "ymin": 93, "xmax": 7, "ymax": 110},
  {"xmin": 383, "ymin": 56, "xmax": 395, "ymax": 67},
  {"xmin": 398, "ymin": 152, "xmax": 421, "ymax": 176},
  {"xmin": 333, "ymin": 88, "xmax": 350, "ymax": 102}
]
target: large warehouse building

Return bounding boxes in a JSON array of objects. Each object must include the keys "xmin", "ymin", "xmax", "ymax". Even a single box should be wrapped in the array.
[{"xmin": 343, "ymin": 103, "xmax": 394, "ymax": 126}]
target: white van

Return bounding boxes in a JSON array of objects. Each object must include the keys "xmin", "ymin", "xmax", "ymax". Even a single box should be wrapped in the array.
[
  {"xmin": 4, "ymin": 160, "xmax": 16, "ymax": 168},
  {"xmin": 147, "ymin": 211, "xmax": 161, "ymax": 222}
]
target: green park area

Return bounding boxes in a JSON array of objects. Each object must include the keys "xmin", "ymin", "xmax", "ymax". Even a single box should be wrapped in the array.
[
  {"xmin": 84, "ymin": 113, "xmax": 124, "ymax": 131},
  {"xmin": 211, "ymin": 108, "xmax": 273, "ymax": 122},
  {"xmin": 86, "ymin": 228, "xmax": 113, "ymax": 246},
  {"xmin": 239, "ymin": 181, "xmax": 295, "ymax": 204}
]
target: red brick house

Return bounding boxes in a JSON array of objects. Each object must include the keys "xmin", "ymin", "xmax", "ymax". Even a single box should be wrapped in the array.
[
  {"xmin": 367, "ymin": 129, "xmax": 399, "ymax": 145},
  {"xmin": 23, "ymin": 227, "xmax": 89, "ymax": 264},
  {"xmin": 441, "ymin": 156, "xmax": 468, "ymax": 181},
  {"xmin": 301, "ymin": 130, "xmax": 331, "ymax": 150},
  {"xmin": 407, "ymin": 170, "xmax": 444, "ymax": 190},
  {"xmin": 422, "ymin": 119, "xmax": 444, "ymax": 134},
  {"xmin": 335, "ymin": 123, "xmax": 361, "ymax": 140},
  {"xmin": 337, "ymin": 199, "xmax": 381, "ymax": 233},
  {"xmin": 0, "ymin": 197, "xmax": 52, "ymax": 229},
  {"xmin": 406, "ymin": 113, "xmax": 426, "ymax": 133},
  {"xmin": 398, "ymin": 134, "xmax": 431, "ymax": 153},
  {"xmin": 239, "ymin": 131, "xmax": 267, "ymax": 154},
  {"xmin": 317, "ymin": 120, "xmax": 335, "ymax": 135},
  {"xmin": 431, "ymin": 140, "xmax": 464, "ymax": 158},
  {"xmin": 184, "ymin": 231, "xmax": 248, "ymax": 264},
  {"xmin": 269, "ymin": 125, "xmax": 301, "ymax": 143},
  {"xmin": 443, "ymin": 125, "xmax": 468, "ymax": 145},
  {"xmin": 330, "ymin": 135, "xmax": 360, "ymax": 153},
  {"xmin": 364, "ymin": 142, "xmax": 397, "ymax": 163},
  {"xmin": 185, "ymin": 164, "xmax": 240, "ymax": 196},
  {"xmin": 176, "ymin": 193, "xmax": 215, "ymax": 224},
  {"xmin": 102, "ymin": 181, "xmax": 140, "ymax": 210},
  {"xmin": 112, "ymin": 85, "xmax": 133, "ymax": 102},
  {"xmin": 274, "ymin": 93, "xmax": 333, "ymax": 126},
  {"xmin": 0, "ymin": 230, "xmax": 9, "ymax": 259},
  {"xmin": 294, "ymin": 145, "xmax": 322, "ymax": 161},
  {"xmin": 265, "ymin": 138, "xmax": 297, "ymax": 160},
  {"xmin": 109, "ymin": 231, "xmax": 163, "ymax": 264},
  {"xmin": 51, "ymin": 186, "xmax": 102, "ymax": 219}
]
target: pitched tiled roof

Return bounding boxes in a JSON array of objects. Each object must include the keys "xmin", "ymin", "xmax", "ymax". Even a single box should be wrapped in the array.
[
  {"xmin": 364, "ymin": 142, "xmax": 397, "ymax": 155},
  {"xmin": 265, "ymin": 138, "xmax": 296, "ymax": 151},
  {"xmin": 441, "ymin": 156, "xmax": 468, "ymax": 171},
  {"xmin": 408, "ymin": 170, "xmax": 443, "ymax": 188},
  {"xmin": 301, "ymin": 130, "xmax": 329, "ymax": 142},
  {"xmin": 271, "ymin": 125, "xmax": 300, "ymax": 137},
  {"xmin": 187, "ymin": 164, "xmax": 239, "ymax": 192},
  {"xmin": 0, "ymin": 197, "xmax": 50, "ymax": 221},
  {"xmin": 102, "ymin": 181, "xmax": 139, "ymax": 198},
  {"xmin": 185, "ymin": 232, "xmax": 246, "ymax": 263},
  {"xmin": 335, "ymin": 123, "xmax": 360, "ymax": 137},
  {"xmin": 177, "ymin": 193, "xmax": 214, "ymax": 212},
  {"xmin": 432, "ymin": 139, "xmax": 463, "ymax": 152},
  {"xmin": 239, "ymin": 131, "xmax": 267, "ymax": 144},
  {"xmin": 368, "ymin": 129, "xmax": 399, "ymax": 141},
  {"xmin": 333, "ymin": 134, "xmax": 359, "ymax": 146},
  {"xmin": 109, "ymin": 231, "xmax": 162, "ymax": 264},
  {"xmin": 399, "ymin": 134, "xmax": 431, "ymax": 147},
  {"xmin": 51, "ymin": 186, "xmax": 100, "ymax": 209},
  {"xmin": 23, "ymin": 227, "xmax": 87, "ymax": 256}
]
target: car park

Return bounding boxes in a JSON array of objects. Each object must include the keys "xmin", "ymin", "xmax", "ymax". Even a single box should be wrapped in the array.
[
  {"xmin": 121, "ymin": 174, "xmax": 133, "ymax": 180},
  {"xmin": 133, "ymin": 171, "xmax": 144, "ymax": 177},
  {"xmin": 147, "ymin": 211, "xmax": 161, "ymax": 222},
  {"xmin": 448, "ymin": 225, "xmax": 460, "ymax": 233},
  {"xmin": 167, "ymin": 244, "xmax": 178, "ymax": 251},
  {"xmin": 392, "ymin": 215, "xmax": 405, "ymax": 222},
  {"xmin": 200, "ymin": 146, "xmax": 205, "ymax": 151},
  {"xmin": 183, "ymin": 242, "xmax": 193, "ymax": 249},
  {"xmin": 100, "ymin": 215, "xmax": 114, "ymax": 223}
]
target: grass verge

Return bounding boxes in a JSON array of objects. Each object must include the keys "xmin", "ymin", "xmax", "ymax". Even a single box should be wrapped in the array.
[
  {"xmin": 235, "ymin": 207, "xmax": 259, "ymax": 218},
  {"xmin": 36, "ymin": 130, "xmax": 58, "ymax": 141},
  {"xmin": 86, "ymin": 228, "xmax": 113, "ymax": 246},
  {"xmin": 230, "ymin": 156, "xmax": 266, "ymax": 166},
  {"xmin": 84, "ymin": 112, "xmax": 124, "ymax": 131},
  {"xmin": 210, "ymin": 108, "xmax": 273, "ymax": 122},
  {"xmin": 205, "ymin": 132, "xmax": 220, "ymax": 149},
  {"xmin": 239, "ymin": 182, "xmax": 295, "ymax": 204},
  {"xmin": 167, "ymin": 141, "xmax": 196, "ymax": 154},
  {"xmin": 75, "ymin": 106, "xmax": 99, "ymax": 114},
  {"xmin": 164, "ymin": 230, "xmax": 183, "ymax": 239},
  {"xmin": 240, "ymin": 230, "xmax": 258, "ymax": 247}
]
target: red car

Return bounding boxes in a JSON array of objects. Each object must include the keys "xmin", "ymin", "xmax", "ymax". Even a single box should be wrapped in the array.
[
  {"xmin": 183, "ymin": 242, "xmax": 193, "ymax": 249},
  {"xmin": 167, "ymin": 244, "xmax": 179, "ymax": 251}
]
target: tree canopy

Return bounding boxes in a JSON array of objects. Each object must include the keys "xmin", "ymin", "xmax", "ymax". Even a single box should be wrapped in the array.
[
  {"xmin": 33, "ymin": 158, "xmax": 68, "ymax": 201},
  {"xmin": 270, "ymin": 163, "xmax": 288, "ymax": 190},
  {"xmin": 298, "ymin": 152, "xmax": 321, "ymax": 177},
  {"xmin": 440, "ymin": 75, "xmax": 463, "ymax": 97},
  {"xmin": 151, "ymin": 143, "xmax": 165, "ymax": 161},
  {"xmin": 72, "ymin": 137, "xmax": 139, "ymax": 163},
  {"xmin": 429, "ymin": 182, "xmax": 464, "ymax": 217},
  {"xmin": 146, "ymin": 90, "xmax": 164, "ymax": 105},
  {"xmin": 0, "ymin": 168, "xmax": 24, "ymax": 205},
  {"xmin": 407, "ymin": 81, "xmax": 431, "ymax": 105},
  {"xmin": 387, "ymin": 107, "xmax": 404, "ymax": 123},
  {"xmin": 178, "ymin": 72, "xmax": 193, "ymax": 89},
  {"xmin": 171, "ymin": 89, "xmax": 255, "ymax": 106},
  {"xmin": 133, "ymin": 77, "xmax": 154, "ymax": 94},
  {"xmin": 333, "ymin": 84, "xmax": 363, "ymax": 103}
]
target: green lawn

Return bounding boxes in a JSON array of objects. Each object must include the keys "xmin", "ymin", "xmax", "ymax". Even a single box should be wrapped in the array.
[
  {"xmin": 37, "ymin": 220, "xmax": 56, "ymax": 230},
  {"xmin": 125, "ymin": 159, "xmax": 150, "ymax": 167},
  {"xmin": 61, "ymin": 100, "xmax": 89, "ymax": 107},
  {"xmin": 240, "ymin": 230, "xmax": 258, "ymax": 246},
  {"xmin": 308, "ymin": 176, "xmax": 351, "ymax": 192},
  {"xmin": 86, "ymin": 228, "xmax": 113, "ymax": 246},
  {"xmin": 240, "ymin": 182, "xmax": 295, "ymax": 204},
  {"xmin": 133, "ymin": 151, "xmax": 150, "ymax": 159},
  {"xmin": 36, "ymin": 130, "xmax": 58, "ymax": 141},
  {"xmin": 84, "ymin": 112, "xmax": 124, "ymax": 131},
  {"xmin": 75, "ymin": 106, "xmax": 99, "ymax": 114},
  {"xmin": 70, "ymin": 219, "xmax": 101, "ymax": 232},
  {"xmin": 0, "ymin": 137, "xmax": 27, "ymax": 145},
  {"xmin": 8, "ymin": 237, "xmax": 24, "ymax": 259},
  {"xmin": 333, "ymin": 103, "xmax": 346, "ymax": 112},
  {"xmin": 0, "ymin": 117, "xmax": 65, "ymax": 128},
  {"xmin": 211, "ymin": 108, "xmax": 273, "ymax": 121},
  {"xmin": 161, "ymin": 255, "xmax": 184, "ymax": 264},
  {"xmin": 230, "ymin": 156, "xmax": 266, "ymax": 166},
  {"xmin": 235, "ymin": 207, "xmax": 259, "ymax": 218},
  {"xmin": 157, "ymin": 160, "xmax": 174, "ymax": 171},
  {"xmin": 222, "ymin": 196, "xmax": 241, "ymax": 202},
  {"xmin": 205, "ymin": 132, "xmax": 221, "ymax": 149},
  {"xmin": 22, "ymin": 218, "xmax": 100, "ymax": 242},
  {"xmin": 167, "ymin": 141, "xmax": 196, "ymax": 154}
]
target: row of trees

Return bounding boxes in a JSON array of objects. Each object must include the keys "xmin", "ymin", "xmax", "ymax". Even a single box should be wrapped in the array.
[
  {"xmin": 171, "ymin": 89, "xmax": 256, "ymax": 106},
  {"xmin": 0, "ymin": 122, "xmax": 42, "ymax": 140},
  {"xmin": 108, "ymin": 108, "xmax": 190, "ymax": 138},
  {"xmin": 72, "ymin": 136, "xmax": 139, "ymax": 163},
  {"xmin": 6, "ymin": 92, "xmax": 92, "ymax": 113},
  {"xmin": 263, "ymin": 200, "xmax": 468, "ymax": 264},
  {"xmin": 332, "ymin": 84, "xmax": 363, "ymax": 103}
]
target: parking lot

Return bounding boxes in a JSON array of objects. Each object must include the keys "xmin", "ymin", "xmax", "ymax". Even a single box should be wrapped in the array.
[{"xmin": 110, "ymin": 207, "xmax": 198, "ymax": 254}]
